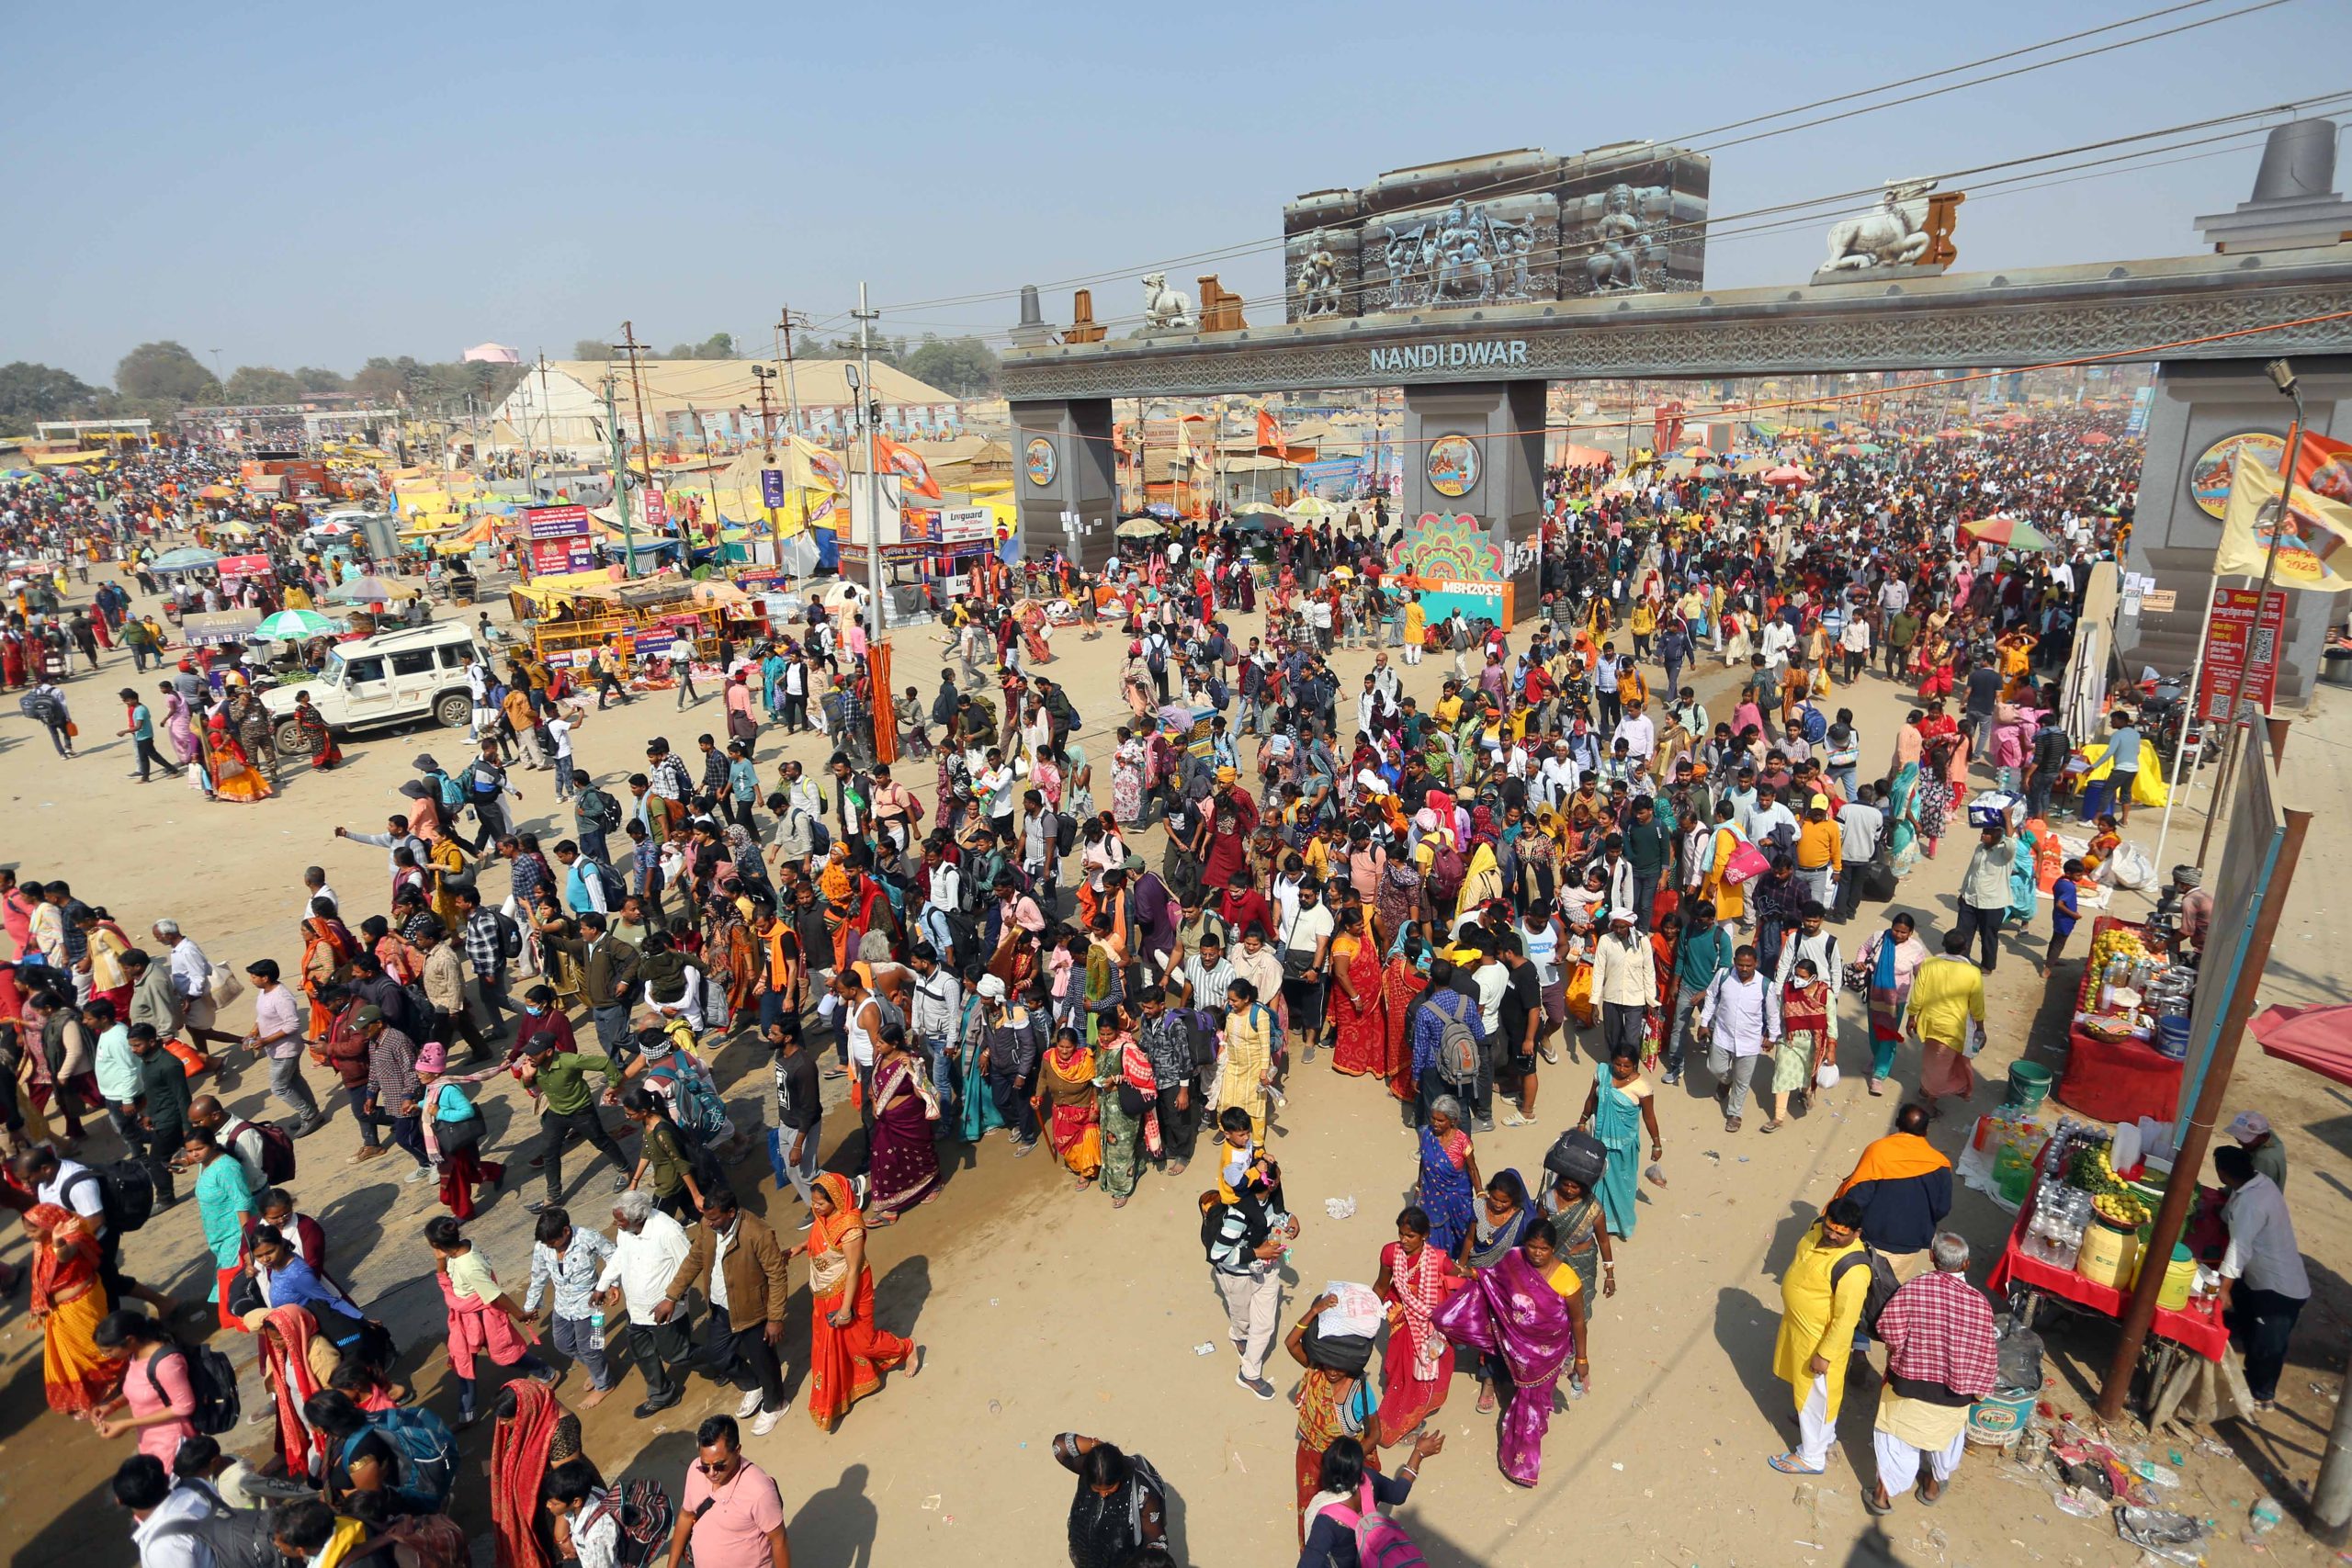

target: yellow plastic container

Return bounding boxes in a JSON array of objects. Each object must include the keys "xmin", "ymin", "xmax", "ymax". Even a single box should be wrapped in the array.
[
  {"xmin": 2076, "ymin": 1214, "xmax": 2139, "ymax": 1290},
  {"xmin": 2139, "ymin": 1242, "xmax": 2196, "ymax": 1311}
]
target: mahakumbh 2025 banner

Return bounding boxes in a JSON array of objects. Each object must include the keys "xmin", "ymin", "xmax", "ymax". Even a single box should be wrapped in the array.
[{"xmin": 2214, "ymin": 446, "xmax": 2352, "ymax": 592}]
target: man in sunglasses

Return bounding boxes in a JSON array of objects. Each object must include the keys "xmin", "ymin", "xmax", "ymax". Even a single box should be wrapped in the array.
[{"xmin": 671, "ymin": 1414, "xmax": 790, "ymax": 1568}]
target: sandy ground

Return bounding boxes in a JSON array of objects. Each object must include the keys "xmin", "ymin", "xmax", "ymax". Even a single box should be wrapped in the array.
[{"xmin": 0, "ymin": 564, "xmax": 2346, "ymax": 1568}]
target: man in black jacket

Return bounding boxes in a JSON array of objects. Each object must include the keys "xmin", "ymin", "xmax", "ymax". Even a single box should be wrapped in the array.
[{"xmin": 1836, "ymin": 1103, "xmax": 1954, "ymax": 1280}]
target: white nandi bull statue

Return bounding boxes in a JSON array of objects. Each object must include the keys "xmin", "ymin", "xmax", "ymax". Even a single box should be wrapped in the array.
[
  {"xmin": 1141, "ymin": 272, "xmax": 1195, "ymax": 330},
  {"xmin": 1819, "ymin": 179, "xmax": 1938, "ymax": 273}
]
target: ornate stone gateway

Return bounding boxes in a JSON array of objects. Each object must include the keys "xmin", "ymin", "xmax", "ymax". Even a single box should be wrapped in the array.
[{"xmin": 1005, "ymin": 124, "xmax": 2352, "ymax": 671}]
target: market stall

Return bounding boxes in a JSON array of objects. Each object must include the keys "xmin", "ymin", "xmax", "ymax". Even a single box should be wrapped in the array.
[
  {"xmin": 2056, "ymin": 919, "xmax": 2189, "ymax": 1126},
  {"xmin": 1983, "ymin": 1116, "xmax": 2229, "ymax": 1406}
]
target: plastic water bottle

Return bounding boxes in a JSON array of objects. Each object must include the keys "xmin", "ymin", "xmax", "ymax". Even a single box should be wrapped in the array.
[
  {"xmin": 2248, "ymin": 1498, "xmax": 2283, "ymax": 1536},
  {"xmin": 587, "ymin": 1311, "xmax": 605, "ymax": 1352}
]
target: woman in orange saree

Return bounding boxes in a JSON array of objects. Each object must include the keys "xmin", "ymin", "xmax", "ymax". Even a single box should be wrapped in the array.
[
  {"xmin": 300, "ymin": 911, "xmax": 357, "ymax": 1042},
  {"xmin": 1326, "ymin": 905, "xmax": 1388, "ymax": 1079},
  {"xmin": 796, "ymin": 1172, "xmax": 920, "ymax": 1432},
  {"xmin": 28, "ymin": 1204, "xmax": 118, "ymax": 1416},
  {"xmin": 205, "ymin": 711, "xmax": 275, "ymax": 804}
]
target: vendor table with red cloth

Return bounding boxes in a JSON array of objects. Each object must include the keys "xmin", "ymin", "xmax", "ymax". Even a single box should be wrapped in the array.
[
  {"xmin": 1984, "ymin": 1140, "xmax": 2229, "ymax": 1363},
  {"xmin": 2054, "ymin": 918, "xmax": 2184, "ymax": 1127}
]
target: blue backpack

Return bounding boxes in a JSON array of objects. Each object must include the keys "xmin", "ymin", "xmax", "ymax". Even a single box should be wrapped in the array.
[{"xmin": 350, "ymin": 1405, "xmax": 456, "ymax": 1513}]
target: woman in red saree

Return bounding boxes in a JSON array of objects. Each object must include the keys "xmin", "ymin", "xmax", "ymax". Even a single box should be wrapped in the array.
[
  {"xmin": 1640, "ymin": 912, "xmax": 1680, "ymax": 1072},
  {"xmin": 257, "ymin": 1303, "xmax": 332, "ymax": 1477},
  {"xmin": 1373, "ymin": 1207, "xmax": 1462, "ymax": 1437},
  {"xmin": 1379, "ymin": 940, "xmax": 1429, "ymax": 1103},
  {"xmin": 797, "ymin": 1172, "xmax": 920, "ymax": 1432},
  {"xmin": 291, "ymin": 693, "xmax": 343, "ymax": 769},
  {"xmin": 28, "ymin": 1203, "xmax": 118, "ymax": 1416},
  {"xmin": 1327, "ymin": 905, "xmax": 1388, "ymax": 1079}
]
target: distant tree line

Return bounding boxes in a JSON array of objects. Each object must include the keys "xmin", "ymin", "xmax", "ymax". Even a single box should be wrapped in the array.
[{"xmin": 2, "ymin": 323, "xmax": 1002, "ymax": 431}]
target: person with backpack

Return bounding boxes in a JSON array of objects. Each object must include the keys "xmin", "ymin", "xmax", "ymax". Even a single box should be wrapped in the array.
[
  {"xmin": 113, "ymin": 1452, "xmax": 263, "ymax": 1568},
  {"xmin": 571, "ymin": 775, "xmax": 625, "ymax": 864},
  {"xmin": 17, "ymin": 1144, "xmax": 175, "ymax": 1317},
  {"xmin": 1055, "ymin": 1431, "xmax": 1169, "ymax": 1568},
  {"xmin": 462, "ymin": 743, "xmax": 525, "ymax": 855},
  {"xmin": 1769, "ymin": 1195, "xmax": 1873, "ymax": 1475},
  {"xmin": 89, "ymin": 1309, "xmax": 203, "ymax": 1463},
  {"xmin": 1295, "ymin": 1430, "xmax": 1445, "ymax": 1568}
]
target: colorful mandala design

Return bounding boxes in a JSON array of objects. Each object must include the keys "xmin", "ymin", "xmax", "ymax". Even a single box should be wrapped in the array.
[{"xmin": 1387, "ymin": 511, "xmax": 1504, "ymax": 581}]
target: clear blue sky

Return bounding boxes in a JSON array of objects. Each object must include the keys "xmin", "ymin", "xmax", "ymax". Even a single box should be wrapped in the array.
[{"xmin": 6, "ymin": 0, "xmax": 2350, "ymax": 383}]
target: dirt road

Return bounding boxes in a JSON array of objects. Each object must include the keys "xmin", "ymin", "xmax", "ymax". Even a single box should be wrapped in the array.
[{"xmin": 0, "ymin": 571, "xmax": 2343, "ymax": 1566}]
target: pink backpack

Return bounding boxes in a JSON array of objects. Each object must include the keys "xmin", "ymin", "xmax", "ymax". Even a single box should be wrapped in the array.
[{"xmin": 1318, "ymin": 1481, "xmax": 1425, "ymax": 1568}]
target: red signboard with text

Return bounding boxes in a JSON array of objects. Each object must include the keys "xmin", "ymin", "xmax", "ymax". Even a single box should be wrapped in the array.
[{"xmin": 2196, "ymin": 585, "xmax": 2288, "ymax": 722}]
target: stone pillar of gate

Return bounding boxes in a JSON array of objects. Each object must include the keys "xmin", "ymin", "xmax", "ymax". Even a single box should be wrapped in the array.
[
  {"xmin": 1400, "ymin": 379, "xmax": 1546, "ymax": 626},
  {"xmin": 1007, "ymin": 398, "xmax": 1118, "ymax": 573}
]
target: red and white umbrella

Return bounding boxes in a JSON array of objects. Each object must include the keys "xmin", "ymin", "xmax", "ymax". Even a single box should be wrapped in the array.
[{"xmin": 1762, "ymin": 464, "xmax": 1812, "ymax": 489}]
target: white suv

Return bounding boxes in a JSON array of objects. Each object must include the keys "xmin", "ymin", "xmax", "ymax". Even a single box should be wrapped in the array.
[{"xmin": 260, "ymin": 621, "xmax": 481, "ymax": 750}]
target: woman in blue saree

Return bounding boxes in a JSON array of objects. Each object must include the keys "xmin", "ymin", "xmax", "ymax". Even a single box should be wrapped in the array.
[
  {"xmin": 1886, "ymin": 761, "xmax": 1924, "ymax": 877},
  {"xmin": 1577, "ymin": 1047, "xmax": 1660, "ymax": 1239},
  {"xmin": 1415, "ymin": 1096, "xmax": 1480, "ymax": 1257}
]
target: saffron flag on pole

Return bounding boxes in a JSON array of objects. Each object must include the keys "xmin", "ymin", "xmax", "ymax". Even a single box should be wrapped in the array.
[
  {"xmin": 873, "ymin": 434, "xmax": 943, "ymax": 501},
  {"xmin": 1256, "ymin": 407, "xmax": 1283, "ymax": 453},
  {"xmin": 2284, "ymin": 427, "xmax": 2352, "ymax": 507},
  {"xmin": 2214, "ymin": 446, "xmax": 2352, "ymax": 592}
]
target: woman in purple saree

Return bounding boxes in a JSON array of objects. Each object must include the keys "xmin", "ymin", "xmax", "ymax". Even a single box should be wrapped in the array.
[
  {"xmin": 865, "ymin": 1029, "xmax": 943, "ymax": 1223},
  {"xmin": 1431, "ymin": 1218, "xmax": 1589, "ymax": 1486}
]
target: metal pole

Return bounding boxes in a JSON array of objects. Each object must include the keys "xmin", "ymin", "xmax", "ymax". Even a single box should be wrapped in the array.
[
  {"xmin": 617, "ymin": 322, "xmax": 657, "ymax": 580},
  {"xmin": 2148, "ymin": 578, "xmax": 2222, "ymax": 878},
  {"xmin": 854, "ymin": 283, "xmax": 884, "ymax": 636},
  {"xmin": 601, "ymin": 375, "xmax": 629, "ymax": 574},
  {"xmin": 2197, "ymin": 394, "xmax": 2303, "ymax": 870},
  {"xmin": 2095, "ymin": 802, "xmax": 2308, "ymax": 1422}
]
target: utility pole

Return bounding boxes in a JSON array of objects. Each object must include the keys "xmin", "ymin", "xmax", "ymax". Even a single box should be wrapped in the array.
[
  {"xmin": 534, "ymin": 351, "xmax": 554, "ymax": 497},
  {"xmin": 854, "ymin": 283, "xmax": 885, "ymax": 636},
  {"xmin": 616, "ymin": 321, "xmax": 656, "ymax": 579},
  {"xmin": 775, "ymin": 307, "xmax": 807, "ymax": 435},
  {"xmin": 600, "ymin": 374, "xmax": 631, "ymax": 578},
  {"xmin": 519, "ymin": 374, "xmax": 540, "ymax": 502},
  {"xmin": 752, "ymin": 365, "xmax": 781, "ymax": 568}
]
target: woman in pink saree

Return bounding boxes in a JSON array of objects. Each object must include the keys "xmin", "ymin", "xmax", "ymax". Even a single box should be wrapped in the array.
[{"xmin": 1432, "ymin": 1219, "xmax": 1589, "ymax": 1486}]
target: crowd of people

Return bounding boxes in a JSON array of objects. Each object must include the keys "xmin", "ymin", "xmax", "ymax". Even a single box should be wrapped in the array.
[{"xmin": 0, "ymin": 412, "xmax": 2318, "ymax": 1567}]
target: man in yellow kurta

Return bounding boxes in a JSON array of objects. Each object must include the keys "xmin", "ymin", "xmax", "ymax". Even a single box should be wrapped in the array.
[
  {"xmin": 1905, "ymin": 929, "xmax": 1988, "ymax": 1118},
  {"xmin": 1771, "ymin": 1198, "xmax": 1872, "ymax": 1473},
  {"xmin": 1403, "ymin": 596, "xmax": 1427, "ymax": 665}
]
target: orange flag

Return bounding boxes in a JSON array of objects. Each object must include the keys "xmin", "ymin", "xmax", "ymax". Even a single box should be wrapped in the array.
[{"xmin": 874, "ymin": 435, "xmax": 943, "ymax": 501}]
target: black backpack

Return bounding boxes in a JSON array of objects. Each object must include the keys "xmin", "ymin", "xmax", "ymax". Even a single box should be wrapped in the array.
[
  {"xmin": 576, "ymin": 785, "xmax": 621, "ymax": 832},
  {"xmin": 1831, "ymin": 1245, "xmax": 1905, "ymax": 1341},
  {"xmin": 1051, "ymin": 811, "xmax": 1076, "ymax": 856},
  {"xmin": 495, "ymin": 910, "xmax": 526, "ymax": 962},
  {"xmin": 70, "ymin": 1160, "xmax": 155, "ymax": 1235},
  {"xmin": 150, "ymin": 1340, "xmax": 241, "ymax": 1435}
]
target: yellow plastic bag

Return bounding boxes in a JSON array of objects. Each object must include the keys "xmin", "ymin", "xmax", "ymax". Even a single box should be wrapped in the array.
[{"xmin": 1565, "ymin": 961, "xmax": 1597, "ymax": 1029}]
